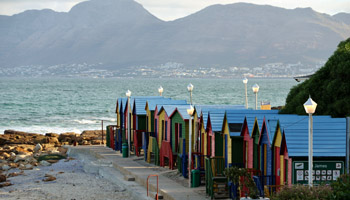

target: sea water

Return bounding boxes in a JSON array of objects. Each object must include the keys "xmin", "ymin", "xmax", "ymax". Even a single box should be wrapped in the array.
[{"xmin": 0, "ymin": 77, "xmax": 298, "ymax": 134}]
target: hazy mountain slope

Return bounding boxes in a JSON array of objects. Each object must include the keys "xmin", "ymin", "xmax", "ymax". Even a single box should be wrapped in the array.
[
  {"xmin": 333, "ymin": 13, "xmax": 350, "ymax": 25},
  {"xmin": 0, "ymin": 0, "xmax": 349, "ymax": 68}
]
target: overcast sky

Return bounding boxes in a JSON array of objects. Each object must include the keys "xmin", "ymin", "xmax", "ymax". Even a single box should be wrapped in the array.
[{"xmin": 1, "ymin": 0, "xmax": 350, "ymax": 21}]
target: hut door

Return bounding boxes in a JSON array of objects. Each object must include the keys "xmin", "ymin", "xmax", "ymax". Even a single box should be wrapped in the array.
[
  {"xmin": 175, "ymin": 123, "xmax": 178, "ymax": 152},
  {"xmin": 231, "ymin": 137, "xmax": 243, "ymax": 167},
  {"xmin": 275, "ymin": 146, "xmax": 280, "ymax": 186},
  {"xmin": 225, "ymin": 135, "xmax": 228, "ymax": 167}
]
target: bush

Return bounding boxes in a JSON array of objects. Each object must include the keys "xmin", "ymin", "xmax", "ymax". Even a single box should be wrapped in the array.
[
  {"xmin": 331, "ymin": 173, "xmax": 350, "ymax": 200},
  {"xmin": 223, "ymin": 167, "xmax": 259, "ymax": 199},
  {"xmin": 280, "ymin": 38, "xmax": 350, "ymax": 117},
  {"xmin": 271, "ymin": 184, "xmax": 333, "ymax": 200}
]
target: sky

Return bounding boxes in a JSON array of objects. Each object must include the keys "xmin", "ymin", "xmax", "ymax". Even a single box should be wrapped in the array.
[{"xmin": 0, "ymin": 0, "xmax": 350, "ymax": 21}]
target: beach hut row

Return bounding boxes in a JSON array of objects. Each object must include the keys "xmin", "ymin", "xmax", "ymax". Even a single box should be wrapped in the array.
[{"xmin": 108, "ymin": 96, "xmax": 350, "ymax": 198}]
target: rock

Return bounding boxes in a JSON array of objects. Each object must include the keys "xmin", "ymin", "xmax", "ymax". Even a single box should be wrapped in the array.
[
  {"xmin": 57, "ymin": 147, "xmax": 67, "ymax": 155},
  {"xmin": 14, "ymin": 146, "xmax": 32, "ymax": 155},
  {"xmin": 9, "ymin": 152, "xmax": 16, "ymax": 161},
  {"xmin": 24, "ymin": 164, "xmax": 33, "ymax": 170},
  {"xmin": 42, "ymin": 144, "xmax": 55, "ymax": 151},
  {"xmin": 9, "ymin": 163, "xmax": 19, "ymax": 168},
  {"xmin": 48, "ymin": 137, "xmax": 59, "ymax": 144},
  {"xmin": 46, "ymin": 160, "xmax": 59, "ymax": 164},
  {"xmin": 14, "ymin": 155, "xmax": 28, "ymax": 163},
  {"xmin": 2, "ymin": 153, "xmax": 10, "ymax": 160},
  {"xmin": 0, "ymin": 182, "xmax": 12, "ymax": 187},
  {"xmin": 43, "ymin": 174, "xmax": 56, "ymax": 182},
  {"xmin": 0, "ymin": 158, "xmax": 7, "ymax": 163},
  {"xmin": 2, "ymin": 165, "xmax": 10, "ymax": 171},
  {"xmin": 58, "ymin": 132, "xmax": 78, "ymax": 143},
  {"xmin": 64, "ymin": 157, "xmax": 75, "ymax": 162},
  {"xmin": 82, "ymin": 140, "xmax": 90, "ymax": 145},
  {"xmin": 7, "ymin": 171, "xmax": 24, "ymax": 178},
  {"xmin": 0, "ymin": 174, "xmax": 6, "ymax": 182},
  {"xmin": 34, "ymin": 144, "xmax": 42, "ymax": 153},
  {"xmin": 91, "ymin": 140, "xmax": 102, "ymax": 145},
  {"xmin": 39, "ymin": 160, "xmax": 51, "ymax": 166},
  {"xmin": 45, "ymin": 133, "xmax": 59, "ymax": 137}
]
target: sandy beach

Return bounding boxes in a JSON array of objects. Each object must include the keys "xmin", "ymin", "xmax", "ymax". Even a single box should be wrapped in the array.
[{"xmin": 0, "ymin": 153, "xmax": 150, "ymax": 200}]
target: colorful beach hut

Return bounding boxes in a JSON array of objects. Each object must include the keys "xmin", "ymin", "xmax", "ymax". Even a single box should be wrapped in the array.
[
  {"xmin": 131, "ymin": 96, "xmax": 165, "ymax": 156},
  {"xmin": 145, "ymin": 99, "xmax": 187, "ymax": 165},
  {"xmin": 278, "ymin": 116, "xmax": 347, "ymax": 185}
]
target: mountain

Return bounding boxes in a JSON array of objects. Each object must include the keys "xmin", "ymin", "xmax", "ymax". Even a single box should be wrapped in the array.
[
  {"xmin": 0, "ymin": 0, "xmax": 349, "ymax": 69},
  {"xmin": 333, "ymin": 12, "xmax": 350, "ymax": 25}
]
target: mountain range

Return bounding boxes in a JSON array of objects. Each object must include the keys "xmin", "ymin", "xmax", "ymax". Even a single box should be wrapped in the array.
[{"xmin": 0, "ymin": 0, "xmax": 350, "ymax": 69}]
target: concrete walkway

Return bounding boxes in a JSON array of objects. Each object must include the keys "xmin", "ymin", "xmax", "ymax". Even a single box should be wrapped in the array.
[{"xmin": 68, "ymin": 146, "xmax": 209, "ymax": 200}]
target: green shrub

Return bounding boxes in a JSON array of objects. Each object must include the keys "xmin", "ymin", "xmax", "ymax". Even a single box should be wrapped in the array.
[
  {"xmin": 280, "ymin": 38, "xmax": 350, "ymax": 117},
  {"xmin": 271, "ymin": 184, "xmax": 333, "ymax": 200},
  {"xmin": 223, "ymin": 167, "xmax": 259, "ymax": 199},
  {"xmin": 331, "ymin": 173, "xmax": 350, "ymax": 200}
]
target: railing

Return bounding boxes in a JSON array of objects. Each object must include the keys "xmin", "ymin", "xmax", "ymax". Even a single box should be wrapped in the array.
[
  {"xmin": 205, "ymin": 157, "xmax": 226, "ymax": 198},
  {"xmin": 147, "ymin": 174, "xmax": 159, "ymax": 200}
]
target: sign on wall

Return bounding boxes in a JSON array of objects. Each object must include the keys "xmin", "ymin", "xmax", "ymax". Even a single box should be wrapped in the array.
[{"xmin": 292, "ymin": 161, "xmax": 344, "ymax": 184}]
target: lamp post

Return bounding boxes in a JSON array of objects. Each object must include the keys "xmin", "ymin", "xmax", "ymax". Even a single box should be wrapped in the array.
[
  {"xmin": 158, "ymin": 86, "xmax": 163, "ymax": 96},
  {"xmin": 252, "ymin": 84, "xmax": 260, "ymax": 110},
  {"xmin": 126, "ymin": 89, "xmax": 132, "ymax": 158},
  {"xmin": 304, "ymin": 96, "xmax": 317, "ymax": 187},
  {"xmin": 187, "ymin": 83, "xmax": 194, "ymax": 105},
  {"xmin": 243, "ymin": 78, "xmax": 248, "ymax": 109},
  {"xmin": 187, "ymin": 105, "xmax": 194, "ymax": 188}
]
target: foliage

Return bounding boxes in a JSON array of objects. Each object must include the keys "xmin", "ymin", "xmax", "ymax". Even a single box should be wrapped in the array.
[
  {"xmin": 280, "ymin": 38, "xmax": 350, "ymax": 117},
  {"xmin": 331, "ymin": 173, "xmax": 350, "ymax": 200},
  {"xmin": 37, "ymin": 154, "xmax": 67, "ymax": 162},
  {"xmin": 223, "ymin": 166, "xmax": 258, "ymax": 198},
  {"xmin": 271, "ymin": 184, "xmax": 333, "ymax": 200}
]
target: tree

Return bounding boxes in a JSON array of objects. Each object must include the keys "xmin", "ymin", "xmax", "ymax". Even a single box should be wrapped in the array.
[{"xmin": 280, "ymin": 38, "xmax": 350, "ymax": 117}]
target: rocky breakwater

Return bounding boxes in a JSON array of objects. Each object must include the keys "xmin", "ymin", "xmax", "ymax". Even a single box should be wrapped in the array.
[{"xmin": 0, "ymin": 129, "xmax": 106, "ymax": 188}]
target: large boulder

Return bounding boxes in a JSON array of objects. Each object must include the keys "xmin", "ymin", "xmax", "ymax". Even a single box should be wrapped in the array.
[{"xmin": 58, "ymin": 132, "xmax": 79, "ymax": 143}]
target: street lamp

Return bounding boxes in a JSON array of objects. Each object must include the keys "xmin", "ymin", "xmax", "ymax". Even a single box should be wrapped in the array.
[
  {"xmin": 187, "ymin": 105, "xmax": 194, "ymax": 188},
  {"xmin": 304, "ymin": 96, "xmax": 317, "ymax": 187},
  {"xmin": 126, "ymin": 89, "xmax": 132, "ymax": 158},
  {"xmin": 252, "ymin": 84, "xmax": 260, "ymax": 110},
  {"xmin": 187, "ymin": 83, "xmax": 194, "ymax": 105},
  {"xmin": 158, "ymin": 86, "xmax": 163, "ymax": 96},
  {"xmin": 243, "ymin": 78, "xmax": 248, "ymax": 109}
]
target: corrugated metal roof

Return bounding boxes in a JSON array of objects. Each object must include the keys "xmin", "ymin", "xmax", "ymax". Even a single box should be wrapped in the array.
[
  {"xmin": 207, "ymin": 109, "xmax": 228, "ymax": 132},
  {"xmin": 146, "ymin": 99, "xmax": 187, "ymax": 111},
  {"xmin": 277, "ymin": 116, "xmax": 346, "ymax": 157},
  {"xmin": 168, "ymin": 104, "xmax": 193, "ymax": 120},
  {"xmin": 225, "ymin": 110, "xmax": 279, "ymax": 136},
  {"xmin": 132, "ymin": 96, "xmax": 165, "ymax": 115},
  {"xmin": 158, "ymin": 105, "xmax": 180, "ymax": 116},
  {"xmin": 194, "ymin": 105, "xmax": 245, "ymax": 118}
]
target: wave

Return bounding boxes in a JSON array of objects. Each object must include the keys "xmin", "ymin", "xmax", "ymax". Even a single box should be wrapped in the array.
[
  {"xmin": 0, "ymin": 126, "xmax": 84, "ymax": 135},
  {"xmin": 73, "ymin": 119, "xmax": 100, "ymax": 124}
]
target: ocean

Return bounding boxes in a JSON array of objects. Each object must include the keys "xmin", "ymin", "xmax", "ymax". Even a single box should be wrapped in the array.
[{"xmin": 0, "ymin": 77, "xmax": 298, "ymax": 134}]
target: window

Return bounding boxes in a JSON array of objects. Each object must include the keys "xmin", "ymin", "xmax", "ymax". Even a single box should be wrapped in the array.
[
  {"xmin": 162, "ymin": 120, "xmax": 165, "ymax": 140},
  {"xmin": 179, "ymin": 124, "xmax": 182, "ymax": 138},
  {"xmin": 146, "ymin": 116, "xmax": 149, "ymax": 131},
  {"xmin": 165, "ymin": 121, "xmax": 168, "ymax": 140}
]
